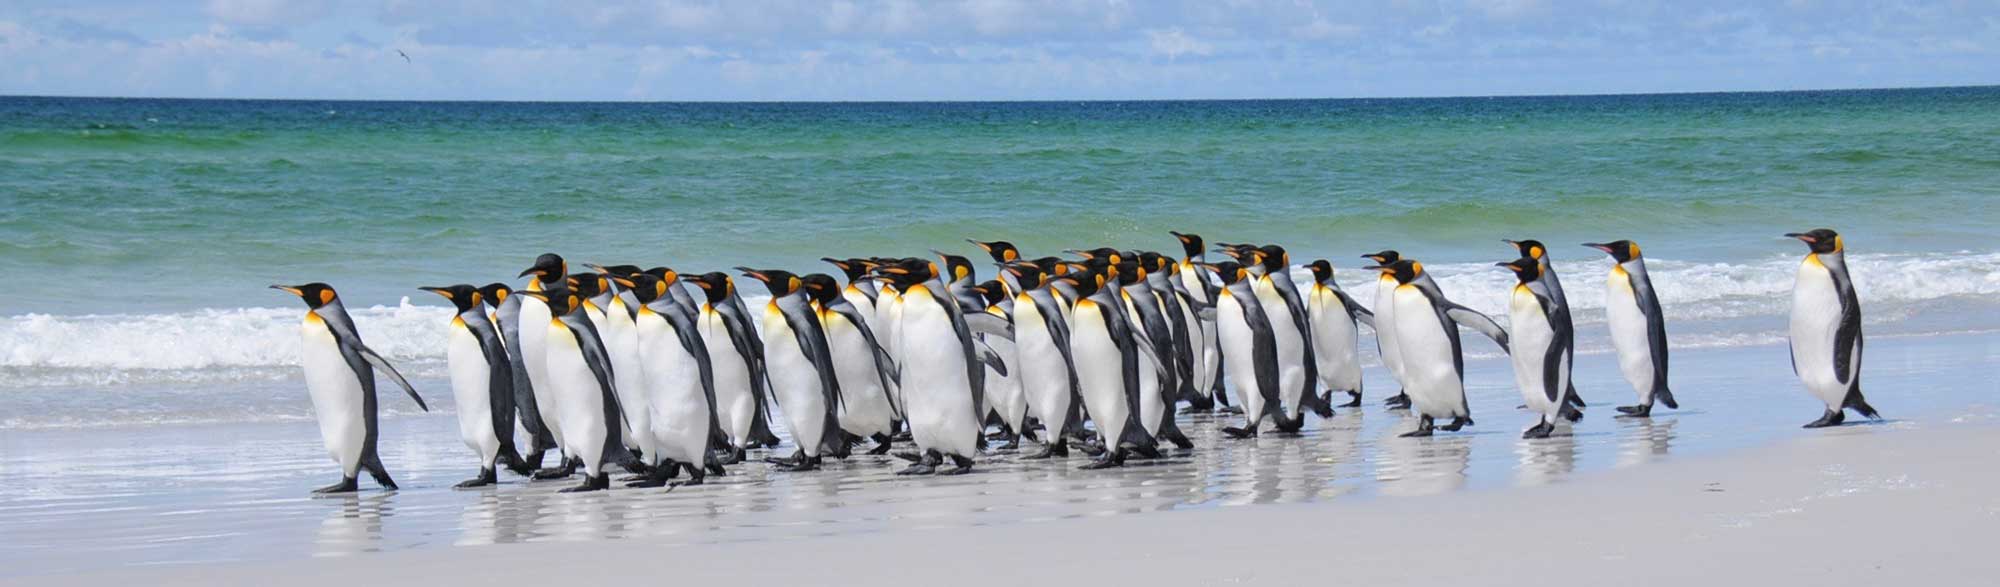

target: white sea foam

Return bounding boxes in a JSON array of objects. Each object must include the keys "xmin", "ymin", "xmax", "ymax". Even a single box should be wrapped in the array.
[{"xmin": 2, "ymin": 253, "xmax": 1994, "ymax": 390}]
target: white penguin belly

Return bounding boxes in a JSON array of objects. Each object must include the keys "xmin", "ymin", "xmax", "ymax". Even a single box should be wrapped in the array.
[
  {"xmin": 1121, "ymin": 294, "xmax": 1165, "ymax": 435},
  {"xmin": 446, "ymin": 321, "xmax": 500, "ymax": 464},
  {"xmin": 1254, "ymin": 279, "xmax": 1306, "ymax": 417},
  {"xmin": 1373, "ymin": 276, "xmax": 1405, "ymax": 385},
  {"xmin": 301, "ymin": 315, "xmax": 366, "ymax": 476},
  {"xmin": 898, "ymin": 289, "xmax": 978, "ymax": 457},
  {"xmin": 601, "ymin": 299, "xmax": 651, "ymax": 456},
  {"xmin": 1013, "ymin": 299, "xmax": 1072, "ymax": 439},
  {"xmin": 1605, "ymin": 270, "xmax": 1655, "ymax": 404},
  {"xmin": 824, "ymin": 314, "xmax": 894, "ymax": 438},
  {"xmin": 545, "ymin": 322, "xmax": 608, "ymax": 475},
  {"xmin": 763, "ymin": 307, "xmax": 829, "ymax": 457},
  {"xmin": 634, "ymin": 310, "xmax": 709, "ymax": 467},
  {"xmin": 517, "ymin": 296, "xmax": 565, "ymax": 450},
  {"xmin": 982, "ymin": 323, "xmax": 1026, "ymax": 430},
  {"xmin": 1071, "ymin": 300, "xmax": 1131, "ymax": 446},
  {"xmin": 1308, "ymin": 287, "xmax": 1362, "ymax": 392},
  {"xmin": 698, "ymin": 308, "xmax": 755, "ymax": 448},
  {"xmin": 1214, "ymin": 292, "xmax": 1267, "ymax": 424},
  {"xmin": 1507, "ymin": 289, "xmax": 1562, "ymax": 421},
  {"xmin": 877, "ymin": 294, "xmax": 906, "ymax": 415},
  {"xmin": 1790, "ymin": 259, "xmax": 1847, "ymax": 407},
  {"xmin": 1392, "ymin": 286, "xmax": 1465, "ymax": 419}
]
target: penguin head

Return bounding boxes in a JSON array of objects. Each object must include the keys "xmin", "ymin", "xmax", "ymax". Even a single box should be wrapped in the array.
[
  {"xmin": 1497, "ymin": 257, "xmax": 1542, "ymax": 283},
  {"xmin": 565, "ymin": 272, "xmax": 607, "ymax": 300},
  {"xmin": 1503, "ymin": 239, "xmax": 1547, "ymax": 261},
  {"xmin": 1361, "ymin": 250, "xmax": 1401, "ymax": 265},
  {"xmin": 585, "ymin": 263, "xmax": 642, "ymax": 279},
  {"xmin": 800, "ymin": 273, "xmax": 841, "ymax": 305},
  {"xmin": 971, "ymin": 279, "xmax": 1008, "ymax": 306},
  {"xmin": 641, "ymin": 266, "xmax": 682, "ymax": 288},
  {"xmin": 1112, "ymin": 260, "xmax": 1145, "ymax": 286},
  {"xmin": 1067, "ymin": 247, "xmax": 1124, "ymax": 266},
  {"xmin": 1214, "ymin": 243, "xmax": 1258, "ymax": 261},
  {"xmin": 418, "ymin": 284, "xmax": 481, "ymax": 313},
  {"xmin": 688, "ymin": 272, "xmax": 736, "ymax": 304},
  {"xmin": 1785, "ymin": 229, "xmax": 1843, "ymax": 255},
  {"xmin": 518, "ymin": 283, "xmax": 578, "ymax": 316},
  {"xmin": 1169, "ymin": 231, "xmax": 1205, "ymax": 259},
  {"xmin": 738, "ymin": 267, "xmax": 803, "ymax": 297},
  {"xmin": 1001, "ymin": 261, "xmax": 1045, "ymax": 290},
  {"xmin": 1583, "ymin": 240, "xmax": 1641, "ymax": 263},
  {"xmin": 1305, "ymin": 260, "xmax": 1335, "ymax": 284},
  {"xmin": 1138, "ymin": 251, "xmax": 1171, "ymax": 276},
  {"xmin": 1203, "ymin": 261, "xmax": 1249, "ymax": 286},
  {"xmin": 1257, "ymin": 245, "xmax": 1291, "ymax": 272},
  {"xmin": 930, "ymin": 251, "xmax": 976, "ymax": 284},
  {"xmin": 519, "ymin": 253, "xmax": 567, "ymax": 286},
  {"xmin": 270, "ymin": 282, "xmax": 338, "ymax": 309},
  {"xmin": 821, "ymin": 257, "xmax": 875, "ymax": 282},
  {"xmin": 477, "ymin": 283, "xmax": 512, "ymax": 309},
  {"xmin": 873, "ymin": 259, "xmax": 934, "ymax": 290},
  {"xmin": 1059, "ymin": 269, "xmax": 1103, "ymax": 298},
  {"xmin": 967, "ymin": 239, "xmax": 1020, "ymax": 264},
  {"xmin": 618, "ymin": 273, "xmax": 663, "ymax": 304},
  {"xmin": 1030, "ymin": 256, "xmax": 1066, "ymax": 276},
  {"xmin": 1368, "ymin": 259, "xmax": 1422, "ymax": 285}
]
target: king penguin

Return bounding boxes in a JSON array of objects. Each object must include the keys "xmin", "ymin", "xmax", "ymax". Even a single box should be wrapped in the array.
[
  {"xmin": 1065, "ymin": 263, "xmax": 1166, "ymax": 468},
  {"xmin": 973, "ymin": 280, "xmax": 1031, "ymax": 449},
  {"xmin": 516, "ymin": 284, "xmax": 630, "ymax": 492},
  {"xmin": 1114, "ymin": 259, "xmax": 1193, "ymax": 450},
  {"xmin": 1304, "ymin": 260, "xmax": 1375, "ymax": 408},
  {"xmin": 1142, "ymin": 251, "xmax": 1203, "ymax": 416},
  {"xmin": 1001, "ymin": 262, "xmax": 1084, "ymax": 459},
  {"xmin": 1369, "ymin": 260, "xmax": 1510, "ymax": 437},
  {"xmin": 419, "ymin": 284, "xmax": 531, "ymax": 487},
  {"xmin": 801, "ymin": 273, "xmax": 901, "ymax": 455},
  {"xmin": 575, "ymin": 269, "xmax": 653, "ymax": 471},
  {"xmin": 618, "ymin": 272, "xmax": 726, "ymax": 487},
  {"xmin": 477, "ymin": 282, "xmax": 557, "ymax": 470},
  {"xmin": 1169, "ymin": 231, "xmax": 1227, "ymax": 411},
  {"xmin": 874, "ymin": 259, "xmax": 995, "ymax": 475},
  {"xmin": 1361, "ymin": 250, "xmax": 1413, "ymax": 410},
  {"xmin": 1496, "ymin": 258, "xmax": 1579, "ymax": 439},
  {"xmin": 1201, "ymin": 261, "xmax": 1294, "ymax": 438},
  {"xmin": 968, "ymin": 240, "xmax": 1023, "ymax": 312},
  {"xmin": 1583, "ymin": 240, "xmax": 1680, "ymax": 418},
  {"xmin": 1505, "ymin": 239, "xmax": 1587, "ymax": 412},
  {"xmin": 1784, "ymin": 229, "xmax": 1881, "ymax": 428},
  {"xmin": 271, "ymin": 283, "xmax": 429, "ymax": 493},
  {"xmin": 740, "ymin": 267, "xmax": 850, "ymax": 470},
  {"xmin": 687, "ymin": 272, "xmax": 766, "ymax": 464},
  {"xmin": 516, "ymin": 254, "xmax": 577, "ymax": 478}
]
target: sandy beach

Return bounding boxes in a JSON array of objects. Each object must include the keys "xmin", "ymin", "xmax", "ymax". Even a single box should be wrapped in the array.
[{"xmin": 24, "ymin": 413, "xmax": 1998, "ymax": 587}]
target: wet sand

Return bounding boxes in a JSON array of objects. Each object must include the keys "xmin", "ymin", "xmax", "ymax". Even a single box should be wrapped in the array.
[{"xmin": 2, "ymin": 332, "xmax": 1997, "ymax": 583}]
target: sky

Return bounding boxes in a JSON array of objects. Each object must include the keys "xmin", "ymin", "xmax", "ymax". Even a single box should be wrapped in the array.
[{"xmin": 1, "ymin": 0, "xmax": 1996, "ymax": 101}]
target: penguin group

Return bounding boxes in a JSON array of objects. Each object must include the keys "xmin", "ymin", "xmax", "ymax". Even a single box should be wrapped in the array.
[{"xmin": 271, "ymin": 228, "xmax": 1882, "ymax": 493}]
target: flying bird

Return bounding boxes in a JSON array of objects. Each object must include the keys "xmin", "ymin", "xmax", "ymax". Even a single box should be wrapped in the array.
[{"xmin": 396, "ymin": 49, "xmax": 410, "ymax": 63}]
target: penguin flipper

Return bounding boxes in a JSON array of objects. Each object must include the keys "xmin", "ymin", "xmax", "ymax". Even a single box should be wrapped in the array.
[
  {"xmin": 1335, "ymin": 290, "xmax": 1376, "ymax": 329},
  {"xmin": 830, "ymin": 302, "xmax": 901, "ymax": 389},
  {"xmin": 1444, "ymin": 303, "xmax": 1510, "ymax": 352},
  {"xmin": 963, "ymin": 312, "xmax": 1015, "ymax": 341},
  {"xmin": 781, "ymin": 301, "xmax": 845, "ymax": 410},
  {"xmin": 320, "ymin": 307, "xmax": 428, "ymax": 412}
]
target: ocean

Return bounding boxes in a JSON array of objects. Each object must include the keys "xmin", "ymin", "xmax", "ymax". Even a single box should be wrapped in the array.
[{"xmin": 1, "ymin": 88, "xmax": 1998, "ymax": 574}]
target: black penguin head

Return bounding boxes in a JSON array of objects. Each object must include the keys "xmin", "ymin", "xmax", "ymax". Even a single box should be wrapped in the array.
[
  {"xmin": 738, "ymin": 267, "xmax": 802, "ymax": 297},
  {"xmin": 619, "ymin": 273, "xmax": 662, "ymax": 304},
  {"xmin": 585, "ymin": 263, "xmax": 642, "ymax": 279},
  {"xmin": 1001, "ymin": 261, "xmax": 1045, "ymax": 290},
  {"xmin": 519, "ymin": 253, "xmax": 567, "ymax": 286},
  {"xmin": 565, "ymin": 272, "xmax": 607, "ymax": 300},
  {"xmin": 1305, "ymin": 260, "xmax": 1335, "ymax": 284},
  {"xmin": 1255, "ymin": 245, "xmax": 1291, "ymax": 274},
  {"xmin": 270, "ymin": 282, "xmax": 338, "ymax": 309},
  {"xmin": 930, "ymin": 251, "xmax": 975, "ymax": 284},
  {"xmin": 1503, "ymin": 239, "xmax": 1548, "ymax": 261},
  {"xmin": 1138, "ymin": 251, "xmax": 1169, "ymax": 276},
  {"xmin": 1366, "ymin": 259, "xmax": 1422, "ymax": 285},
  {"xmin": 1785, "ymin": 229, "xmax": 1843, "ymax": 255},
  {"xmin": 967, "ymin": 239, "xmax": 1020, "ymax": 264},
  {"xmin": 1216, "ymin": 245, "xmax": 1258, "ymax": 266},
  {"xmin": 972, "ymin": 279, "xmax": 1007, "ymax": 306},
  {"xmin": 418, "ymin": 284, "xmax": 481, "ymax": 313},
  {"xmin": 477, "ymin": 283, "xmax": 512, "ymax": 309},
  {"xmin": 1068, "ymin": 247, "xmax": 1123, "ymax": 266},
  {"xmin": 641, "ymin": 266, "xmax": 682, "ymax": 288},
  {"xmin": 1169, "ymin": 231, "xmax": 1205, "ymax": 259},
  {"xmin": 1498, "ymin": 257, "xmax": 1542, "ymax": 284},
  {"xmin": 1361, "ymin": 250, "xmax": 1401, "ymax": 265},
  {"xmin": 688, "ymin": 272, "xmax": 735, "ymax": 304},
  {"xmin": 1204, "ymin": 261, "xmax": 1248, "ymax": 286},
  {"xmin": 1583, "ymin": 240, "xmax": 1641, "ymax": 263},
  {"xmin": 800, "ymin": 273, "xmax": 840, "ymax": 305},
  {"xmin": 1112, "ymin": 260, "xmax": 1145, "ymax": 286},
  {"xmin": 874, "ymin": 259, "xmax": 934, "ymax": 290},
  {"xmin": 821, "ymin": 257, "xmax": 875, "ymax": 282},
  {"xmin": 1060, "ymin": 269, "xmax": 1103, "ymax": 298},
  {"xmin": 519, "ymin": 283, "xmax": 578, "ymax": 316},
  {"xmin": 1029, "ymin": 256, "xmax": 1065, "ymax": 276}
]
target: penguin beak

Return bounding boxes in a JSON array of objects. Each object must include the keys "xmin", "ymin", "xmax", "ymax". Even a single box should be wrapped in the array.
[
  {"xmin": 583, "ymin": 263, "xmax": 612, "ymax": 274},
  {"xmin": 966, "ymin": 239, "xmax": 993, "ymax": 252},
  {"xmin": 417, "ymin": 286, "xmax": 451, "ymax": 298},
  {"xmin": 821, "ymin": 257, "xmax": 849, "ymax": 269},
  {"xmin": 518, "ymin": 267, "xmax": 542, "ymax": 278},
  {"xmin": 1582, "ymin": 243, "xmax": 1615, "ymax": 254},
  {"xmin": 735, "ymin": 267, "xmax": 771, "ymax": 283},
  {"xmin": 269, "ymin": 284, "xmax": 302, "ymax": 296},
  {"xmin": 691, "ymin": 280, "xmax": 715, "ymax": 290},
  {"xmin": 611, "ymin": 276, "xmax": 636, "ymax": 289},
  {"xmin": 1785, "ymin": 233, "xmax": 1817, "ymax": 243}
]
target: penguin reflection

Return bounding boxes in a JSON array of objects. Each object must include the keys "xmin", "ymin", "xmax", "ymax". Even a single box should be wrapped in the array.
[
  {"xmin": 1615, "ymin": 416, "xmax": 1677, "ymax": 468},
  {"xmin": 313, "ymin": 494, "xmax": 388, "ymax": 557},
  {"xmin": 1513, "ymin": 432, "xmax": 1578, "ymax": 487},
  {"xmin": 1374, "ymin": 428, "xmax": 1472, "ymax": 497}
]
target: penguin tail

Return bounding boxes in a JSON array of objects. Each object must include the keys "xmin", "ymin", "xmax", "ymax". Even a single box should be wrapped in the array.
[
  {"xmin": 1654, "ymin": 387, "xmax": 1679, "ymax": 410},
  {"xmin": 1843, "ymin": 388, "xmax": 1881, "ymax": 420}
]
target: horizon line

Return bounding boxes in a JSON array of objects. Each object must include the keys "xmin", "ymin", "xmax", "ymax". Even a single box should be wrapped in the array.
[{"xmin": 2, "ymin": 83, "xmax": 1994, "ymax": 106}]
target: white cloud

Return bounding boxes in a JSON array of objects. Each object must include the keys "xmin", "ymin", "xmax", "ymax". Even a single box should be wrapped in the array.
[{"xmin": 1146, "ymin": 27, "xmax": 1212, "ymax": 59}]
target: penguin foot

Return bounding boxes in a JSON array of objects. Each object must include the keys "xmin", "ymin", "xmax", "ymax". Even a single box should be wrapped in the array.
[
  {"xmin": 1023, "ymin": 440, "xmax": 1068, "ymax": 460},
  {"xmin": 531, "ymin": 468, "xmax": 571, "ymax": 480},
  {"xmin": 1399, "ymin": 416, "xmax": 1436, "ymax": 438},
  {"xmin": 1221, "ymin": 426, "xmax": 1258, "ymax": 439},
  {"xmin": 894, "ymin": 463, "xmax": 936, "ymax": 475},
  {"xmin": 716, "ymin": 447, "xmax": 747, "ymax": 465},
  {"xmin": 891, "ymin": 451, "xmax": 924, "ymax": 463},
  {"xmin": 1079, "ymin": 455, "xmax": 1124, "ymax": 470},
  {"xmin": 774, "ymin": 456, "xmax": 823, "ymax": 472},
  {"xmin": 1803, "ymin": 409, "xmax": 1846, "ymax": 429},
  {"xmin": 1217, "ymin": 405, "xmax": 1245, "ymax": 415},
  {"xmin": 936, "ymin": 455, "xmax": 975, "ymax": 475},
  {"xmin": 313, "ymin": 477, "xmax": 359, "ymax": 494},
  {"xmin": 1615, "ymin": 404, "xmax": 1653, "ymax": 418},
  {"xmin": 619, "ymin": 461, "xmax": 652, "ymax": 475},
  {"xmin": 1522, "ymin": 422, "xmax": 1555, "ymax": 439},
  {"xmin": 1438, "ymin": 416, "xmax": 1472, "ymax": 432},
  {"xmin": 890, "ymin": 431, "xmax": 913, "ymax": 442},
  {"xmin": 1077, "ymin": 441, "xmax": 1107, "ymax": 457},
  {"xmin": 559, "ymin": 474, "xmax": 611, "ymax": 493},
  {"xmin": 1560, "ymin": 404, "xmax": 1585, "ymax": 422},
  {"xmin": 454, "ymin": 468, "xmax": 498, "ymax": 489},
  {"xmin": 1340, "ymin": 391, "xmax": 1362, "ymax": 408}
]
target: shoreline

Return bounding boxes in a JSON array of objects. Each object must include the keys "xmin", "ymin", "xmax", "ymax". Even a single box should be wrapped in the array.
[{"xmin": 21, "ymin": 418, "xmax": 2000, "ymax": 586}]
